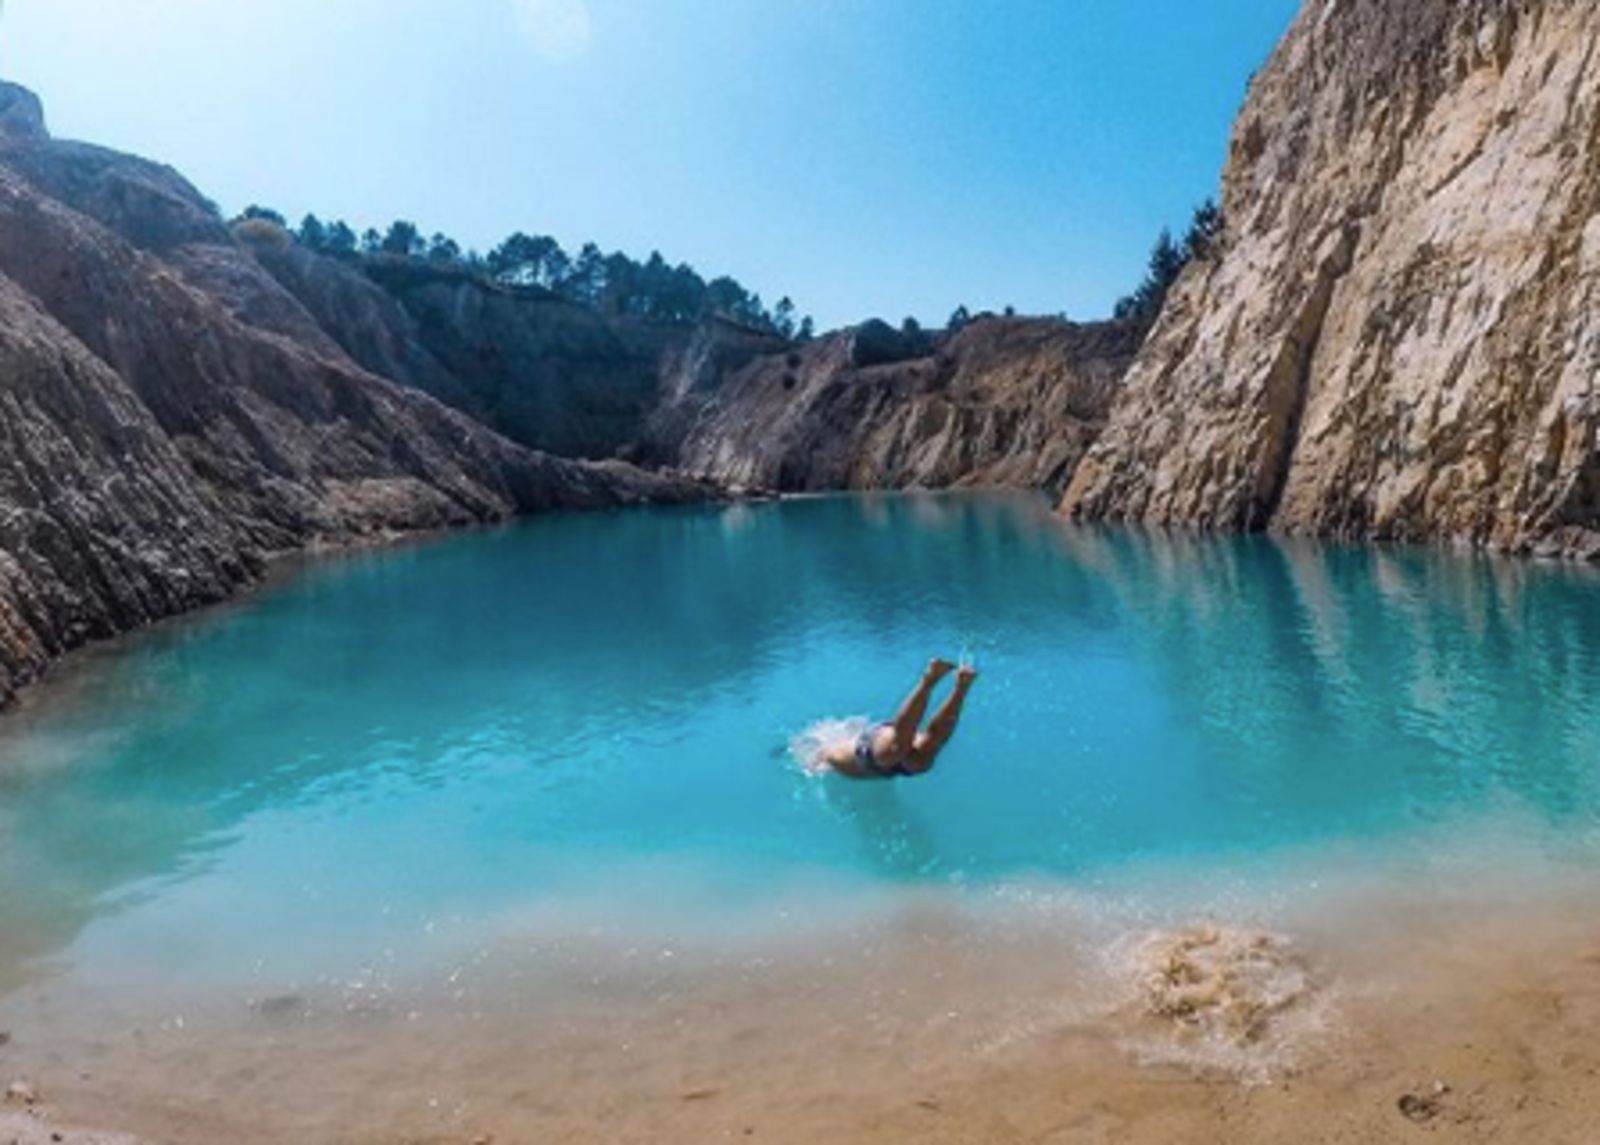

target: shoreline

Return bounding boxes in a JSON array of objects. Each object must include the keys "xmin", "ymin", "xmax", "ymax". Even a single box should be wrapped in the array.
[
  {"xmin": 6, "ymin": 485, "xmax": 1596, "ymax": 735},
  {"xmin": 4, "ymin": 934, "xmax": 1598, "ymax": 1143},
  {"xmin": 4, "ymin": 847, "xmax": 1600, "ymax": 1144},
  {"xmin": 0, "ymin": 484, "xmax": 745, "ymax": 733}
]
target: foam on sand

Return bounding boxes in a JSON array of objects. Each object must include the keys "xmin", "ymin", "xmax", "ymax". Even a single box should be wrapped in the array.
[{"xmin": 1111, "ymin": 923, "xmax": 1331, "ymax": 1083}]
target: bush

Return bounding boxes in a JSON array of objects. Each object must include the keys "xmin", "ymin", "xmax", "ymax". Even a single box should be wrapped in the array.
[
  {"xmin": 236, "ymin": 204, "xmax": 286, "ymax": 227},
  {"xmin": 232, "ymin": 217, "xmax": 292, "ymax": 248}
]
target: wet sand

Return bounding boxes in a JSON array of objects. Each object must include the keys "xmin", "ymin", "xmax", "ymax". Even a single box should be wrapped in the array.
[{"xmin": 4, "ymin": 884, "xmax": 1600, "ymax": 1145}]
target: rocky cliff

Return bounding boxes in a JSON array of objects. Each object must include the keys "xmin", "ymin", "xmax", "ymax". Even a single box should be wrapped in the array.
[
  {"xmin": 245, "ymin": 237, "xmax": 689, "ymax": 462},
  {"xmin": 669, "ymin": 316, "xmax": 1137, "ymax": 494},
  {"xmin": 1062, "ymin": 0, "xmax": 1600, "ymax": 558},
  {"xmin": 244, "ymin": 228, "xmax": 1138, "ymax": 495},
  {"xmin": 0, "ymin": 83, "xmax": 706, "ymax": 704}
]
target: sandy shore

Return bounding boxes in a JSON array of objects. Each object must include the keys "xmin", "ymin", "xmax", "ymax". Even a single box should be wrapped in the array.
[
  {"xmin": 0, "ymin": 1110, "xmax": 145, "ymax": 1145},
  {"xmin": 4, "ymin": 886, "xmax": 1599, "ymax": 1145}
]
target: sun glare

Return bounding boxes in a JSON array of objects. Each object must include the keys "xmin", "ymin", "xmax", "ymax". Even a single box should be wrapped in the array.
[{"xmin": 511, "ymin": 0, "xmax": 593, "ymax": 63}]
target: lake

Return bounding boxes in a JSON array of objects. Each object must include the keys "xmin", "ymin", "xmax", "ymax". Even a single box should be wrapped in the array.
[{"xmin": 2, "ymin": 493, "xmax": 1598, "ymax": 1139}]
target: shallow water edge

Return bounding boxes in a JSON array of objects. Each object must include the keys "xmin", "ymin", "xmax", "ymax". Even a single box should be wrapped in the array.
[{"xmin": 3, "ymin": 864, "xmax": 1599, "ymax": 1144}]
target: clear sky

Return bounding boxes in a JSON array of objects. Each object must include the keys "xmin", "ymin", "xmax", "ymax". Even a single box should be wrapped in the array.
[{"xmin": 1, "ymin": 0, "xmax": 1301, "ymax": 330}]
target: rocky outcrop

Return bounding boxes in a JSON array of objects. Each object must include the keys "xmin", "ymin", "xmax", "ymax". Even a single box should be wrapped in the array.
[
  {"xmin": 0, "ymin": 272, "xmax": 250, "ymax": 702},
  {"xmin": 235, "ymin": 237, "xmax": 483, "ymax": 413},
  {"xmin": 0, "ymin": 83, "xmax": 708, "ymax": 704},
  {"xmin": 247, "ymin": 231, "xmax": 1137, "ymax": 495},
  {"xmin": 249, "ymin": 238, "xmax": 686, "ymax": 462},
  {"xmin": 671, "ymin": 316, "xmax": 1139, "ymax": 494},
  {"xmin": 364, "ymin": 260, "xmax": 680, "ymax": 462},
  {"xmin": 1062, "ymin": 0, "xmax": 1600, "ymax": 558}
]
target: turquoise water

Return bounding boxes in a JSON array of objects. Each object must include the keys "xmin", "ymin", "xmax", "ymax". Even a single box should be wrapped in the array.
[{"xmin": 1, "ymin": 493, "xmax": 1599, "ymax": 996}]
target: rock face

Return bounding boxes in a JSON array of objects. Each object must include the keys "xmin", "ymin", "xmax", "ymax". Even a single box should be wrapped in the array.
[
  {"xmin": 245, "ymin": 230, "xmax": 1138, "ymax": 496},
  {"xmin": 249, "ymin": 240, "xmax": 684, "ymax": 462},
  {"xmin": 1062, "ymin": 0, "xmax": 1600, "ymax": 558},
  {"xmin": 670, "ymin": 317, "xmax": 1138, "ymax": 494},
  {"xmin": 0, "ymin": 272, "xmax": 249, "ymax": 703},
  {"xmin": 0, "ymin": 83, "xmax": 706, "ymax": 704}
]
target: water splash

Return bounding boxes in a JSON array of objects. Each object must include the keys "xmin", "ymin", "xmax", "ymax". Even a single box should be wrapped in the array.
[
  {"xmin": 1111, "ymin": 924, "xmax": 1331, "ymax": 1083},
  {"xmin": 788, "ymin": 717, "xmax": 870, "ymax": 776}
]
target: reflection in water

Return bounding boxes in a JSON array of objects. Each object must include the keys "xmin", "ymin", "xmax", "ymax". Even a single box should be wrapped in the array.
[
  {"xmin": 1065, "ymin": 528, "xmax": 1600, "ymax": 829},
  {"xmin": 0, "ymin": 495, "xmax": 1598, "ymax": 996}
]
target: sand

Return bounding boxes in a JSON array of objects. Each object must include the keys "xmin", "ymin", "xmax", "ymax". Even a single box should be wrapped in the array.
[{"xmin": 4, "ymin": 883, "xmax": 1600, "ymax": 1145}]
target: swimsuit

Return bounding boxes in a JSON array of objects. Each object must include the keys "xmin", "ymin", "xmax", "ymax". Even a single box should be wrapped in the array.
[{"xmin": 853, "ymin": 723, "xmax": 911, "ymax": 778}]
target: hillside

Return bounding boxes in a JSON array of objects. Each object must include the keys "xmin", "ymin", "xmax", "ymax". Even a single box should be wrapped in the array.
[
  {"xmin": 242, "ymin": 234, "xmax": 1140, "ymax": 493},
  {"xmin": 0, "ymin": 79, "xmax": 1143, "ymax": 704},
  {"xmin": 0, "ymin": 83, "xmax": 706, "ymax": 703}
]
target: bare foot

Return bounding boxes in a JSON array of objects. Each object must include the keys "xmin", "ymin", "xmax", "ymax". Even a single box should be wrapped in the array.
[
  {"xmin": 926, "ymin": 658, "xmax": 956, "ymax": 681},
  {"xmin": 956, "ymin": 664, "xmax": 979, "ymax": 686}
]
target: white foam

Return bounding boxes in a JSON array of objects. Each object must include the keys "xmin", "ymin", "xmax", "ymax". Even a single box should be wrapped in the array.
[
  {"xmin": 1107, "ymin": 923, "xmax": 1334, "ymax": 1085},
  {"xmin": 787, "ymin": 715, "xmax": 870, "ymax": 775}
]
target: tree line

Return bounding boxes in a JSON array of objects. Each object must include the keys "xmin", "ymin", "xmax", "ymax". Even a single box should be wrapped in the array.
[
  {"xmin": 929, "ymin": 199, "xmax": 1224, "ymax": 338},
  {"xmin": 929, "ymin": 199, "xmax": 1223, "ymax": 338},
  {"xmin": 235, "ymin": 196, "xmax": 1223, "ymax": 342},
  {"xmin": 235, "ymin": 206, "xmax": 813, "ymax": 340}
]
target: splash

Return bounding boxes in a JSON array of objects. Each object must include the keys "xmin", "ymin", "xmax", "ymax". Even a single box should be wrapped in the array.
[
  {"xmin": 788, "ymin": 717, "xmax": 870, "ymax": 776},
  {"xmin": 1112, "ymin": 924, "xmax": 1329, "ymax": 1083}
]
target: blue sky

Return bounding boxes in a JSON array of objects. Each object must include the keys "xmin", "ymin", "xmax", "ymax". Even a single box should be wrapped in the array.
[{"xmin": 2, "ymin": 0, "xmax": 1300, "ymax": 329}]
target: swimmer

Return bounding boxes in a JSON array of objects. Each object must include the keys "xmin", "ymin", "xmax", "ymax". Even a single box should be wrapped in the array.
[{"xmin": 820, "ymin": 658, "xmax": 978, "ymax": 780}]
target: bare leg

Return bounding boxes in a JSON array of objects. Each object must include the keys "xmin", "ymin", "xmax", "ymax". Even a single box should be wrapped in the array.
[
  {"xmin": 889, "ymin": 659, "xmax": 955, "ymax": 749},
  {"xmin": 906, "ymin": 666, "xmax": 977, "ymax": 773}
]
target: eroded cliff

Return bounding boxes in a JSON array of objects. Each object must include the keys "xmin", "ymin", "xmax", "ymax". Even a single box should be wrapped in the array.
[
  {"xmin": 0, "ymin": 84, "xmax": 704, "ymax": 703},
  {"xmin": 1062, "ymin": 0, "xmax": 1600, "ymax": 557},
  {"xmin": 671, "ymin": 317, "xmax": 1137, "ymax": 495},
  {"xmin": 244, "ymin": 230, "xmax": 1137, "ymax": 496},
  {"xmin": 247, "ymin": 237, "xmax": 688, "ymax": 462}
]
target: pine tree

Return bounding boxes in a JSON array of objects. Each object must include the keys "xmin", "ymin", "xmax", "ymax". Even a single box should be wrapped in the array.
[
  {"xmin": 325, "ymin": 221, "xmax": 357, "ymax": 255},
  {"xmin": 773, "ymin": 297, "xmax": 797, "ymax": 339},
  {"xmin": 1182, "ymin": 198, "xmax": 1224, "ymax": 261},
  {"xmin": 427, "ymin": 233, "xmax": 461, "ymax": 263},
  {"xmin": 381, "ymin": 220, "xmax": 424, "ymax": 257},
  {"xmin": 297, "ymin": 214, "xmax": 327, "ymax": 250},
  {"xmin": 238, "ymin": 204, "xmax": 286, "ymax": 227}
]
